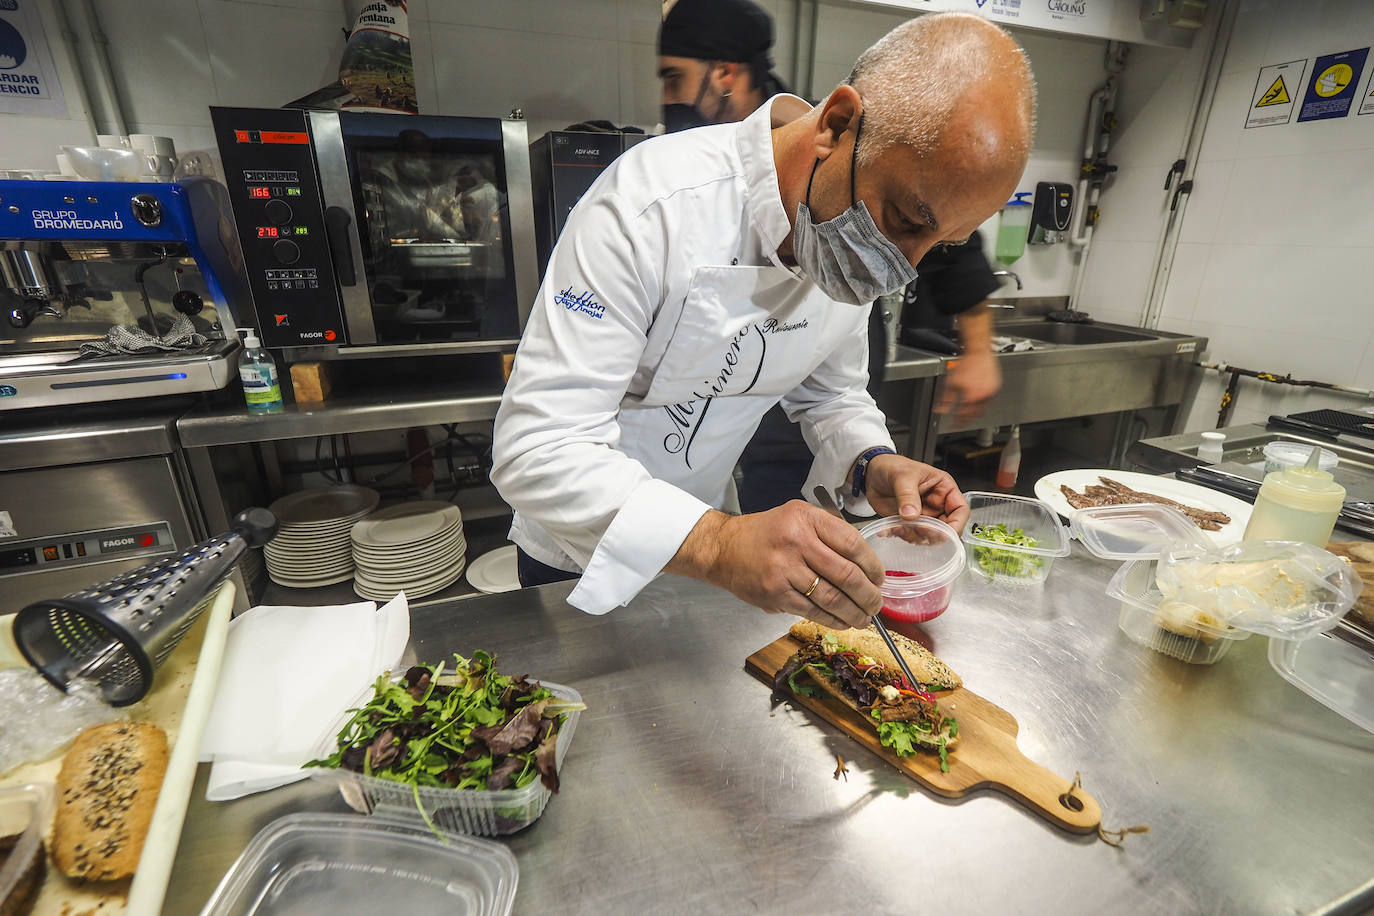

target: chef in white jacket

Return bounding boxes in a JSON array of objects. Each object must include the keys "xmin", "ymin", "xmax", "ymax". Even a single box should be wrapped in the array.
[{"xmin": 493, "ymin": 13, "xmax": 1035, "ymax": 626}]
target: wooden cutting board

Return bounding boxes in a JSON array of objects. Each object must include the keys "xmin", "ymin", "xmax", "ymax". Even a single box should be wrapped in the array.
[
  {"xmin": 746, "ymin": 635, "xmax": 1102, "ymax": 835},
  {"xmin": 1326, "ymin": 542, "xmax": 1374, "ymax": 628}
]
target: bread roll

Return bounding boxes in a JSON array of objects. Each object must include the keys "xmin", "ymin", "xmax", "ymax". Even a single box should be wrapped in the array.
[
  {"xmin": 789, "ymin": 621, "xmax": 962, "ymax": 690},
  {"xmin": 52, "ymin": 722, "xmax": 167, "ymax": 881}
]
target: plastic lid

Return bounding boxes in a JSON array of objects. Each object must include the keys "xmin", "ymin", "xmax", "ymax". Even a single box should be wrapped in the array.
[
  {"xmin": 1005, "ymin": 192, "xmax": 1032, "ymax": 206},
  {"xmin": 859, "ymin": 515, "xmax": 965, "ymax": 593},
  {"xmin": 1200, "ymin": 432, "xmax": 1225, "ymax": 442},
  {"xmin": 237, "ymin": 327, "xmax": 261, "ymax": 349},
  {"xmin": 962, "ymin": 492, "xmax": 1071, "ymax": 557},
  {"xmin": 1268, "ymin": 618, "xmax": 1374, "ymax": 734},
  {"xmin": 201, "ymin": 813, "xmax": 518, "ymax": 915},
  {"xmin": 1107, "ymin": 560, "xmax": 1251, "ymax": 642},
  {"xmin": 1262, "ymin": 442, "xmax": 1337, "ymax": 471},
  {"xmin": 1258, "ymin": 448, "xmax": 1346, "ymax": 511},
  {"xmin": 1070, "ymin": 503, "xmax": 1211, "ymax": 560}
]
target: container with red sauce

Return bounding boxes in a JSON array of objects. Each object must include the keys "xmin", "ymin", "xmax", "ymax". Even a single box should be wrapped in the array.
[{"xmin": 858, "ymin": 516, "xmax": 966, "ymax": 623}]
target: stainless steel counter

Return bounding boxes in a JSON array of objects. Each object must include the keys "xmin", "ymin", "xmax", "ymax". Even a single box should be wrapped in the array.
[{"xmin": 164, "ymin": 552, "xmax": 1374, "ymax": 915}]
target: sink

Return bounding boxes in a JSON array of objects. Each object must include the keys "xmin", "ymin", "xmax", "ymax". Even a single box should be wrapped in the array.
[{"xmin": 1006, "ymin": 322, "xmax": 1156, "ymax": 346}]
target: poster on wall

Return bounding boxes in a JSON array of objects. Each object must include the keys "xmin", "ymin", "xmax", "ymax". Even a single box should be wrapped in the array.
[
  {"xmin": 1245, "ymin": 59, "xmax": 1306, "ymax": 129},
  {"xmin": 962, "ymin": 0, "xmax": 1111, "ymax": 37},
  {"xmin": 0, "ymin": 0, "xmax": 67, "ymax": 118},
  {"xmin": 1296, "ymin": 47, "xmax": 1368, "ymax": 123},
  {"xmin": 1358, "ymin": 65, "xmax": 1374, "ymax": 117}
]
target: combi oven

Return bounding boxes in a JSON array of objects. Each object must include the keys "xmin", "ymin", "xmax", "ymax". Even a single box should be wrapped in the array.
[{"xmin": 210, "ymin": 107, "xmax": 538, "ymax": 356}]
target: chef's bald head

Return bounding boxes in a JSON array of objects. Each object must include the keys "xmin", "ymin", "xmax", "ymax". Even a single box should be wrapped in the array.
[{"xmin": 847, "ymin": 13, "xmax": 1036, "ymax": 168}]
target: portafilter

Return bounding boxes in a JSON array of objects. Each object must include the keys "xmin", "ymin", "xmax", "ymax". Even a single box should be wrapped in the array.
[{"xmin": 13, "ymin": 508, "xmax": 277, "ymax": 706}]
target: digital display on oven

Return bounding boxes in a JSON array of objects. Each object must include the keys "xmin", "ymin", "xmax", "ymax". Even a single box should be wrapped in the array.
[
  {"xmin": 257, "ymin": 226, "xmax": 280, "ymax": 238},
  {"xmin": 249, "ymin": 186, "xmax": 271, "ymax": 198}
]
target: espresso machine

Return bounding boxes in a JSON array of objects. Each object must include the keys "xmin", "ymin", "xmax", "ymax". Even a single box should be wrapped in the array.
[{"xmin": 0, "ymin": 177, "xmax": 248, "ymax": 410}]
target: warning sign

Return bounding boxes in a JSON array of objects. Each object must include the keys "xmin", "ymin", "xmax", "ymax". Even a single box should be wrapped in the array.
[
  {"xmin": 1246, "ymin": 60, "xmax": 1305, "ymax": 129},
  {"xmin": 1359, "ymin": 67, "xmax": 1374, "ymax": 116},
  {"xmin": 1297, "ymin": 47, "xmax": 1369, "ymax": 122},
  {"xmin": 1257, "ymin": 76, "xmax": 1290, "ymax": 106}
]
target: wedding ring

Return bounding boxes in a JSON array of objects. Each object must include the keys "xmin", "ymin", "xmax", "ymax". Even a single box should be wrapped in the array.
[{"xmin": 803, "ymin": 575, "xmax": 821, "ymax": 599}]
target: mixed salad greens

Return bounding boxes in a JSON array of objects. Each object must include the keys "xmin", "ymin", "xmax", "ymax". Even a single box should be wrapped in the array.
[
  {"xmin": 971, "ymin": 522, "xmax": 1043, "ymax": 580},
  {"xmin": 306, "ymin": 650, "xmax": 585, "ymax": 794}
]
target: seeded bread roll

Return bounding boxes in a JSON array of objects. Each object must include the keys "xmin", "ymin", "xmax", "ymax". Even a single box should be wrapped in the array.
[{"xmin": 52, "ymin": 721, "xmax": 167, "ymax": 881}]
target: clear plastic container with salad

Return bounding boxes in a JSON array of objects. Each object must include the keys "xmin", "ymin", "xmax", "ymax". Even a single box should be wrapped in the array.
[{"xmin": 961, "ymin": 492, "xmax": 1070, "ymax": 585}]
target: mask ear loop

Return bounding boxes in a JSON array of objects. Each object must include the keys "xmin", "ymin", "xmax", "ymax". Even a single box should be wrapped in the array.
[
  {"xmin": 805, "ymin": 109, "xmax": 865, "ymax": 211},
  {"xmin": 692, "ymin": 60, "xmax": 717, "ymax": 122}
]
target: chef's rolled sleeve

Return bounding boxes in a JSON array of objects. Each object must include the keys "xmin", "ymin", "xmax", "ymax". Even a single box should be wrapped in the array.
[
  {"xmin": 780, "ymin": 305, "xmax": 895, "ymax": 516},
  {"xmin": 492, "ymin": 191, "xmax": 707, "ymax": 613}
]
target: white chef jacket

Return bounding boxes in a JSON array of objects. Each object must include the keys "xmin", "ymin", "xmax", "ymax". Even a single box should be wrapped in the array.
[{"xmin": 491, "ymin": 94, "xmax": 896, "ymax": 614}]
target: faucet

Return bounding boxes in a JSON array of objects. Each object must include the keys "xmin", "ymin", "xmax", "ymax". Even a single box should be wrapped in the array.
[{"xmin": 993, "ymin": 270, "xmax": 1023, "ymax": 290}]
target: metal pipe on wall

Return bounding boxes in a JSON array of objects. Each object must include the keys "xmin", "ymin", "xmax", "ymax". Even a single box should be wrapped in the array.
[
  {"xmin": 47, "ymin": 1, "xmax": 99, "ymax": 142},
  {"xmin": 1138, "ymin": 0, "xmax": 1239, "ymax": 330},
  {"xmin": 59, "ymin": 0, "xmax": 127, "ymax": 136}
]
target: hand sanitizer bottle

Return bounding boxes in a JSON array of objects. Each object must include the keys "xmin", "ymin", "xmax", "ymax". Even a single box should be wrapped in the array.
[{"xmin": 237, "ymin": 328, "xmax": 283, "ymax": 414}]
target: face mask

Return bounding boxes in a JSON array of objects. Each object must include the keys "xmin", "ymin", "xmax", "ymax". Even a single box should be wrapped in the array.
[
  {"xmin": 662, "ymin": 62, "xmax": 731, "ymax": 133},
  {"xmin": 792, "ymin": 113, "xmax": 919, "ymax": 305}
]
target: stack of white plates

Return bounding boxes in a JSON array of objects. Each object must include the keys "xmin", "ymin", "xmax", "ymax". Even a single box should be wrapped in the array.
[
  {"xmin": 352, "ymin": 501, "xmax": 466, "ymax": 600},
  {"xmin": 264, "ymin": 486, "xmax": 380, "ymax": 588}
]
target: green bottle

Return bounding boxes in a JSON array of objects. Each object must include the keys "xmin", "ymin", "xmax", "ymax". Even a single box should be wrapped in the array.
[{"xmin": 995, "ymin": 192, "xmax": 1033, "ymax": 265}]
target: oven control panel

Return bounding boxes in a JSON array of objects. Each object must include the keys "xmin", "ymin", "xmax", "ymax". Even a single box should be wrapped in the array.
[
  {"xmin": 211, "ymin": 107, "xmax": 347, "ymax": 348},
  {"xmin": 0, "ymin": 522, "xmax": 174, "ymax": 577}
]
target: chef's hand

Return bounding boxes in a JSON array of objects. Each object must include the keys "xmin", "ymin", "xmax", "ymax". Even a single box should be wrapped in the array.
[
  {"xmin": 935, "ymin": 349, "xmax": 1002, "ymax": 424},
  {"xmin": 863, "ymin": 454, "xmax": 970, "ymax": 532},
  {"xmin": 665, "ymin": 504, "xmax": 883, "ymax": 630}
]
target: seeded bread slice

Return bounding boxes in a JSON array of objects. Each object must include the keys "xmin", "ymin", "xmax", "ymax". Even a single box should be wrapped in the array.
[
  {"xmin": 52, "ymin": 722, "xmax": 167, "ymax": 881},
  {"xmin": 789, "ymin": 621, "xmax": 963, "ymax": 690}
]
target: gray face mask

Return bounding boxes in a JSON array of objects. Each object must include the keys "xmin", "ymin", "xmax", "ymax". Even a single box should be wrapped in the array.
[{"xmin": 792, "ymin": 113, "xmax": 919, "ymax": 306}]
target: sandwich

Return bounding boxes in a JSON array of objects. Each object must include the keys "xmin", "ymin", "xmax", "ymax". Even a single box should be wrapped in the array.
[{"xmin": 776, "ymin": 621, "xmax": 961, "ymax": 772}]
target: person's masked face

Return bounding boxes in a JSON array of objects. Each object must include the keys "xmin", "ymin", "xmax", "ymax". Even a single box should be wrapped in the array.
[
  {"xmin": 661, "ymin": 59, "xmax": 731, "ymax": 132},
  {"xmin": 793, "ymin": 112, "xmax": 919, "ymax": 305}
]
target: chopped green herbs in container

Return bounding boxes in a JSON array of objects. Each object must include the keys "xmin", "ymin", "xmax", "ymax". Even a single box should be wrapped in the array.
[
  {"xmin": 306, "ymin": 651, "xmax": 586, "ymax": 835},
  {"xmin": 971, "ymin": 523, "xmax": 1044, "ymax": 580}
]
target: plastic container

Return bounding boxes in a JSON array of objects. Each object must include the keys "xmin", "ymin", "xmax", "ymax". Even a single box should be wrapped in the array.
[
  {"xmin": 200, "ymin": 812, "xmax": 518, "ymax": 916},
  {"xmin": 1108, "ymin": 560, "xmax": 1250, "ymax": 665},
  {"xmin": 859, "ymin": 516, "xmax": 965, "ymax": 622},
  {"xmin": 1197, "ymin": 431, "xmax": 1225, "ymax": 464},
  {"xmin": 1070, "ymin": 503, "xmax": 1212, "ymax": 561},
  {"xmin": 962, "ymin": 492, "xmax": 1070, "ymax": 585},
  {"xmin": 0, "ymin": 784, "xmax": 51, "ymax": 916},
  {"xmin": 995, "ymin": 192, "xmax": 1032, "ymax": 264},
  {"xmin": 310, "ymin": 681, "xmax": 582, "ymax": 837},
  {"xmin": 1243, "ymin": 448, "xmax": 1345, "ymax": 546},
  {"xmin": 1262, "ymin": 442, "xmax": 1338, "ymax": 476},
  {"xmin": 236, "ymin": 328, "xmax": 283, "ymax": 414},
  {"xmin": 59, "ymin": 145, "xmax": 149, "ymax": 182},
  {"xmin": 1268, "ymin": 618, "xmax": 1374, "ymax": 735}
]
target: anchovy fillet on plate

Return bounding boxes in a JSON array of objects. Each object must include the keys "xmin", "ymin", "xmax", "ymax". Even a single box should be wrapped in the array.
[{"xmin": 1059, "ymin": 477, "xmax": 1231, "ymax": 531}]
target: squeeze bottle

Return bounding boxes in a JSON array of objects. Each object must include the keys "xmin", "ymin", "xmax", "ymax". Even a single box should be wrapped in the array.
[{"xmin": 1242, "ymin": 447, "xmax": 1345, "ymax": 546}]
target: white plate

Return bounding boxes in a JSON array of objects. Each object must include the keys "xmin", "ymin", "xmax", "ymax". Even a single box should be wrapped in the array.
[
  {"xmin": 465, "ymin": 546, "xmax": 520, "ymax": 594},
  {"xmin": 269, "ymin": 486, "xmax": 379, "ymax": 526},
  {"xmin": 354, "ymin": 561, "xmax": 466, "ymax": 600},
  {"xmin": 351, "ymin": 501, "xmax": 463, "ymax": 548},
  {"xmin": 351, "ymin": 530, "xmax": 464, "ymax": 557},
  {"xmin": 357, "ymin": 547, "xmax": 466, "ymax": 582},
  {"xmin": 356, "ymin": 555, "xmax": 466, "ymax": 590},
  {"xmin": 1034, "ymin": 469, "xmax": 1253, "ymax": 547},
  {"xmin": 268, "ymin": 568, "xmax": 357, "ymax": 588},
  {"xmin": 353, "ymin": 540, "xmax": 466, "ymax": 567}
]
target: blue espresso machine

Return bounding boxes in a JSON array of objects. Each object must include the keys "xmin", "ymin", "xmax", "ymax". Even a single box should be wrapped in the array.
[{"xmin": 0, "ymin": 178, "xmax": 251, "ymax": 410}]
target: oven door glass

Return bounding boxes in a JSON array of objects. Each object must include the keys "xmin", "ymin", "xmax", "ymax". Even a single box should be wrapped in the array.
[{"xmin": 342, "ymin": 114, "xmax": 519, "ymax": 344}]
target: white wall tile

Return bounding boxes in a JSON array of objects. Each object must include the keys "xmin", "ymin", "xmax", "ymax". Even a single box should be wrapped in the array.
[
  {"xmin": 1212, "ymin": 149, "xmax": 1374, "ymax": 248},
  {"xmin": 1195, "ymin": 242, "xmax": 1372, "ymax": 339},
  {"xmin": 617, "ymin": 0, "xmax": 661, "ymax": 45},
  {"xmin": 409, "ymin": 18, "xmax": 440, "ymax": 115},
  {"xmin": 426, "ymin": 0, "xmax": 620, "ymax": 41},
  {"xmin": 1158, "ymin": 242, "xmax": 1208, "ymax": 324},
  {"xmin": 95, "ymin": 0, "xmax": 217, "ymax": 127},
  {"xmin": 200, "ymin": 1, "xmax": 345, "ymax": 109},
  {"xmin": 1090, "ymin": 165, "xmax": 1171, "ymax": 244},
  {"xmin": 618, "ymin": 41, "xmax": 661, "ymax": 129},
  {"xmin": 1176, "ymin": 158, "xmax": 1234, "ymax": 244},
  {"xmin": 1109, "ymin": 42, "xmax": 1205, "ymax": 168},
  {"xmin": 429, "ymin": 23, "xmax": 621, "ymax": 139},
  {"xmin": 1194, "ymin": 68, "xmax": 1249, "ymax": 163},
  {"xmin": 1076, "ymin": 239, "xmax": 1156, "ymax": 318}
]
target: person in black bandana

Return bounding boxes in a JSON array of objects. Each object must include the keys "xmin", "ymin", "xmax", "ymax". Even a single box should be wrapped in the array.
[{"xmin": 657, "ymin": 0, "xmax": 792, "ymax": 132}]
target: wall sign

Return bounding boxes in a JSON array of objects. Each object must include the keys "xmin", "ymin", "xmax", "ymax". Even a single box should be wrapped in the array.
[
  {"xmin": 0, "ymin": 0, "xmax": 66, "ymax": 118},
  {"xmin": 1359, "ymin": 66, "xmax": 1374, "ymax": 117},
  {"xmin": 1245, "ymin": 59, "xmax": 1306, "ymax": 129},
  {"xmin": 1297, "ymin": 47, "xmax": 1369, "ymax": 123}
]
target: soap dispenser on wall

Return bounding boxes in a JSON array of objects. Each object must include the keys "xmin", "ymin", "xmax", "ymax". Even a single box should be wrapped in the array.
[{"xmin": 1029, "ymin": 182, "xmax": 1074, "ymax": 245}]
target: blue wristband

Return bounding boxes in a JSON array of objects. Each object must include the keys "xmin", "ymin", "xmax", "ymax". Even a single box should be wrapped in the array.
[{"xmin": 851, "ymin": 446, "xmax": 897, "ymax": 498}]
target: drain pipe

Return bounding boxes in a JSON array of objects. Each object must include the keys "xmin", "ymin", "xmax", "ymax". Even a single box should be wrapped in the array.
[
  {"xmin": 1067, "ymin": 41, "xmax": 1127, "ymax": 312},
  {"xmin": 1138, "ymin": 0, "xmax": 1239, "ymax": 329},
  {"xmin": 59, "ymin": 0, "xmax": 127, "ymax": 136}
]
